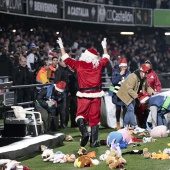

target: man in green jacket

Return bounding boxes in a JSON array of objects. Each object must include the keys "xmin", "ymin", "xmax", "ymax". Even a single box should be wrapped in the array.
[{"xmin": 116, "ymin": 64, "xmax": 155, "ymax": 132}]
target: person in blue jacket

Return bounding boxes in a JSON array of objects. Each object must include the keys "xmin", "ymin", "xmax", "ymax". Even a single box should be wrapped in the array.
[
  {"xmin": 139, "ymin": 91, "xmax": 170, "ymax": 128},
  {"xmin": 35, "ymin": 81, "xmax": 66, "ymax": 132},
  {"xmin": 109, "ymin": 57, "xmax": 131, "ymax": 129}
]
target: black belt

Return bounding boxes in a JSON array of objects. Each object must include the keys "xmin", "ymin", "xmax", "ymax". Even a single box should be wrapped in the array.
[{"xmin": 79, "ymin": 87, "xmax": 101, "ymax": 91}]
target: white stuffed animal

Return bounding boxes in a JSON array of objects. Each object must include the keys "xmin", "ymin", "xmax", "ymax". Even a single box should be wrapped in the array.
[
  {"xmin": 52, "ymin": 151, "xmax": 67, "ymax": 163},
  {"xmin": 0, "ymin": 159, "xmax": 20, "ymax": 170},
  {"xmin": 41, "ymin": 146, "xmax": 54, "ymax": 160}
]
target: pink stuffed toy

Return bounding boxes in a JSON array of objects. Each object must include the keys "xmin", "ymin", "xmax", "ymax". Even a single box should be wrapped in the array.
[
  {"xmin": 150, "ymin": 125, "xmax": 168, "ymax": 138},
  {"xmin": 117, "ymin": 129, "xmax": 133, "ymax": 144}
]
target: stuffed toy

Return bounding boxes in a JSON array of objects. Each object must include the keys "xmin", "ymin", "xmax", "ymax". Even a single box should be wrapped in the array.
[
  {"xmin": 163, "ymin": 148, "xmax": 170, "ymax": 155},
  {"xmin": 119, "ymin": 141, "xmax": 128, "ymax": 149},
  {"xmin": 77, "ymin": 147, "xmax": 87, "ymax": 156},
  {"xmin": 65, "ymin": 154, "xmax": 76, "ymax": 163},
  {"xmin": 107, "ymin": 132, "xmax": 123, "ymax": 146},
  {"xmin": 0, "ymin": 159, "xmax": 21, "ymax": 170},
  {"xmin": 74, "ymin": 155, "xmax": 96, "ymax": 168},
  {"xmin": 105, "ymin": 150, "xmax": 126, "ymax": 169},
  {"xmin": 151, "ymin": 150, "xmax": 170, "ymax": 160},
  {"xmin": 110, "ymin": 142, "xmax": 122, "ymax": 158},
  {"xmin": 142, "ymin": 137, "xmax": 156, "ymax": 143},
  {"xmin": 117, "ymin": 129, "xmax": 133, "ymax": 144},
  {"xmin": 65, "ymin": 135, "xmax": 73, "ymax": 141},
  {"xmin": 99, "ymin": 150, "xmax": 111, "ymax": 161},
  {"xmin": 87, "ymin": 151, "xmax": 96, "ymax": 158},
  {"xmin": 142, "ymin": 148, "xmax": 151, "ymax": 159},
  {"xmin": 48, "ymin": 151, "xmax": 66, "ymax": 163},
  {"xmin": 149, "ymin": 125, "xmax": 168, "ymax": 138},
  {"xmin": 41, "ymin": 148, "xmax": 54, "ymax": 160}
]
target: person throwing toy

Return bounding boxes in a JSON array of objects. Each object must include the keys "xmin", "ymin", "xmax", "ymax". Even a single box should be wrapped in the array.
[{"xmin": 57, "ymin": 37, "xmax": 110, "ymax": 147}]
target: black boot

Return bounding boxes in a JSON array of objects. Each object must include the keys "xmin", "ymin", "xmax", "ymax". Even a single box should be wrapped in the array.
[
  {"xmin": 90, "ymin": 125, "xmax": 100, "ymax": 148},
  {"xmin": 77, "ymin": 118, "xmax": 89, "ymax": 147}
]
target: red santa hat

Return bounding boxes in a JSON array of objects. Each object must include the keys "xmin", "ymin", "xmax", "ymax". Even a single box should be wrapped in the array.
[
  {"xmin": 54, "ymin": 81, "xmax": 66, "ymax": 92},
  {"xmin": 48, "ymin": 52, "xmax": 54, "ymax": 58},
  {"xmin": 138, "ymin": 92, "xmax": 150, "ymax": 104},
  {"xmin": 140, "ymin": 64, "xmax": 150, "ymax": 73},
  {"xmin": 119, "ymin": 58, "xmax": 127, "ymax": 67},
  {"xmin": 84, "ymin": 48, "xmax": 98, "ymax": 59}
]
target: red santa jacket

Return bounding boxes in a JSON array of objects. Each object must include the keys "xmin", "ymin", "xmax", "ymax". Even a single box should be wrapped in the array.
[
  {"xmin": 146, "ymin": 69, "xmax": 162, "ymax": 93},
  {"xmin": 61, "ymin": 53, "xmax": 110, "ymax": 98}
]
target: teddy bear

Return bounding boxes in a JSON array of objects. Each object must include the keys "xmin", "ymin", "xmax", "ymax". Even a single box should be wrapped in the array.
[
  {"xmin": 41, "ymin": 145, "xmax": 54, "ymax": 160},
  {"xmin": 105, "ymin": 150, "xmax": 126, "ymax": 169},
  {"xmin": 77, "ymin": 147, "xmax": 87, "ymax": 156},
  {"xmin": 74, "ymin": 155, "xmax": 99, "ymax": 168},
  {"xmin": 74, "ymin": 155, "xmax": 94, "ymax": 168},
  {"xmin": 65, "ymin": 154, "xmax": 76, "ymax": 163},
  {"xmin": 142, "ymin": 148, "xmax": 151, "ymax": 159},
  {"xmin": 99, "ymin": 150, "xmax": 111, "ymax": 161}
]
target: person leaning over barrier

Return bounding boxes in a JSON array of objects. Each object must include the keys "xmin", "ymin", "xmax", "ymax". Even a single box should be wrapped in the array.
[
  {"xmin": 35, "ymin": 81, "xmax": 66, "ymax": 133},
  {"xmin": 139, "ymin": 91, "xmax": 170, "ymax": 129},
  {"xmin": 57, "ymin": 37, "xmax": 110, "ymax": 148}
]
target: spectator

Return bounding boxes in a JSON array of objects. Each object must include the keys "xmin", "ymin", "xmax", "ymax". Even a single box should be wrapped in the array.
[
  {"xmin": 109, "ymin": 58, "xmax": 131, "ymax": 129},
  {"xmin": 36, "ymin": 61, "xmax": 50, "ymax": 85},
  {"xmin": 57, "ymin": 37, "xmax": 110, "ymax": 148},
  {"xmin": 144, "ymin": 60, "xmax": 162, "ymax": 92},
  {"xmin": 48, "ymin": 56, "xmax": 59, "ymax": 82},
  {"xmin": 54, "ymin": 58, "xmax": 69, "ymax": 129},
  {"xmin": 116, "ymin": 64, "xmax": 155, "ymax": 132},
  {"xmin": 12, "ymin": 57, "xmax": 31, "ymax": 103},
  {"xmin": 0, "ymin": 46, "xmax": 14, "ymax": 92},
  {"xmin": 35, "ymin": 81, "xmax": 66, "ymax": 132}
]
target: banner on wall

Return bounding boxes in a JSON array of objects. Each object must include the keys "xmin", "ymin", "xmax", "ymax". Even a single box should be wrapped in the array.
[
  {"xmin": 27, "ymin": 0, "xmax": 60, "ymax": 18},
  {"xmin": 63, "ymin": 0, "xmax": 98, "ymax": 22},
  {"xmin": 154, "ymin": 9, "xmax": 170, "ymax": 27},
  {"xmin": 0, "ymin": 0, "xmax": 24, "ymax": 13},
  {"xmin": 64, "ymin": 0, "xmax": 134, "ymax": 25},
  {"xmin": 135, "ymin": 8, "xmax": 152, "ymax": 26}
]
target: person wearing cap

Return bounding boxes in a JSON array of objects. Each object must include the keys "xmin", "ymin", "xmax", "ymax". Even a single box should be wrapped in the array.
[
  {"xmin": 109, "ymin": 57, "xmax": 131, "ymax": 130},
  {"xmin": 35, "ymin": 81, "xmax": 66, "ymax": 132},
  {"xmin": 136, "ymin": 61, "xmax": 162, "ymax": 128},
  {"xmin": 140, "ymin": 91, "xmax": 170, "ymax": 129},
  {"xmin": 116, "ymin": 64, "xmax": 155, "ymax": 132},
  {"xmin": 26, "ymin": 43, "xmax": 40, "ymax": 83},
  {"xmin": 57, "ymin": 37, "xmax": 110, "ymax": 148},
  {"xmin": 144, "ymin": 60, "xmax": 162, "ymax": 93}
]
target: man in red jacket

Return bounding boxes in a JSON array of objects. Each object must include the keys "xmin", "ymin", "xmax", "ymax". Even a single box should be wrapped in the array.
[{"xmin": 57, "ymin": 37, "xmax": 110, "ymax": 147}]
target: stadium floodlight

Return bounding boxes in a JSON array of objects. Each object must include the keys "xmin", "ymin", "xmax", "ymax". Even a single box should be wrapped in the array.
[
  {"xmin": 12, "ymin": 29, "xmax": 16, "ymax": 33},
  {"xmin": 165, "ymin": 32, "xmax": 170, "ymax": 35},
  {"xmin": 30, "ymin": 28, "xmax": 34, "ymax": 31},
  {"xmin": 120, "ymin": 32, "xmax": 134, "ymax": 35},
  {"xmin": 56, "ymin": 32, "xmax": 59, "ymax": 35}
]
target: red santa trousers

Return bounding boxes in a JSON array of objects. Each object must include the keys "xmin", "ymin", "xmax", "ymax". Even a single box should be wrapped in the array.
[{"xmin": 76, "ymin": 97, "xmax": 101, "ymax": 127}]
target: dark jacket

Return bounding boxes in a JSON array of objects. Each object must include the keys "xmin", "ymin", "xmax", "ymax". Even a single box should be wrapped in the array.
[
  {"xmin": 109, "ymin": 65, "xmax": 131, "ymax": 106},
  {"xmin": 0, "ymin": 54, "xmax": 14, "ymax": 77},
  {"xmin": 12, "ymin": 65, "xmax": 31, "ymax": 85},
  {"xmin": 54, "ymin": 65, "xmax": 69, "ymax": 92},
  {"xmin": 36, "ymin": 85, "xmax": 65, "ymax": 110}
]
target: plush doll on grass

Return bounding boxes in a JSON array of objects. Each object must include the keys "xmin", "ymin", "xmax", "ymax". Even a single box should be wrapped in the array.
[{"xmin": 74, "ymin": 155, "xmax": 99, "ymax": 168}]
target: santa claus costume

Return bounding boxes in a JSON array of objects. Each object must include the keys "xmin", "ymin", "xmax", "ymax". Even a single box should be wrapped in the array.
[{"xmin": 57, "ymin": 38, "xmax": 110, "ymax": 147}]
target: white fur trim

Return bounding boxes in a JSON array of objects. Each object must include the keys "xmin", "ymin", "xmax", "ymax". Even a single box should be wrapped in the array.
[
  {"xmin": 54, "ymin": 84, "xmax": 64, "ymax": 92},
  {"xmin": 119, "ymin": 63, "xmax": 127, "ymax": 67},
  {"xmin": 102, "ymin": 54, "xmax": 110, "ymax": 60},
  {"xmin": 61, "ymin": 53, "xmax": 69, "ymax": 61},
  {"xmin": 75, "ymin": 116, "xmax": 84, "ymax": 123},
  {"xmin": 140, "ymin": 96, "xmax": 149, "ymax": 103},
  {"xmin": 76, "ymin": 91, "xmax": 105, "ymax": 98},
  {"xmin": 84, "ymin": 49, "xmax": 98, "ymax": 58}
]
